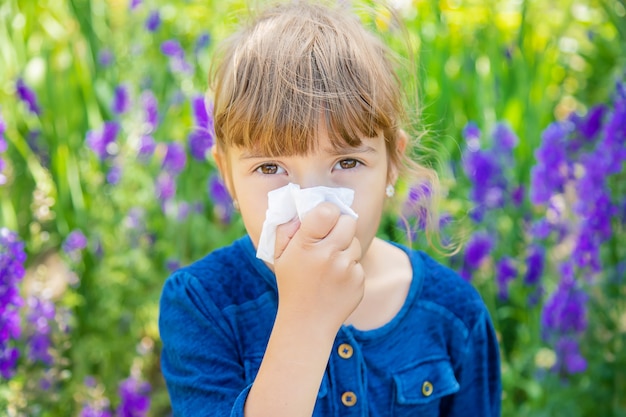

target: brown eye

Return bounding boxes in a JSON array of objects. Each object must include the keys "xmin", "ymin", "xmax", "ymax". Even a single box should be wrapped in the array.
[
  {"xmin": 256, "ymin": 164, "xmax": 284, "ymax": 175},
  {"xmin": 336, "ymin": 159, "xmax": 359, "ymax": 170}
]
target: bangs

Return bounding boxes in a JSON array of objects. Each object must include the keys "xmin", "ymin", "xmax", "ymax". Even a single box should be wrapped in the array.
[{"xmin": 212, "ymin": 2, "xmax": 403, "ymax": 156}]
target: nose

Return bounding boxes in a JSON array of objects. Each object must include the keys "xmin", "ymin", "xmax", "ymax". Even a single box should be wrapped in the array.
[{"xmin": 291, "ymin": 166, "xmax": 331, "ymax": 189}]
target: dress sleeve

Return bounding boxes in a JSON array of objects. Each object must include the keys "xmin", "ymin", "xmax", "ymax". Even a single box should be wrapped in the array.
[
  {"xmin": 441, "ymin": 309, "xmax": 502, "ymax": 416},
  {"xmin": 159, "ymin": 271, "xmax": 250, "ymax": 417}
]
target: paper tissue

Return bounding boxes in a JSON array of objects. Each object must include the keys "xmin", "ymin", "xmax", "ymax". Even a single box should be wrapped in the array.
[{"xmin": 256, "ymin": 183, "xmax": 358, "ymax": 264}]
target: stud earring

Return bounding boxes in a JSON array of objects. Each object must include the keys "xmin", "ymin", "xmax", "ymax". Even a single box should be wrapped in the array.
[
  {"xmin": 232, "ymin": 200, "xmax": 240, "ymax": 211},
  {"xmin": 385, "ymin": 184, "xmax": 395, "ymax": 198}
]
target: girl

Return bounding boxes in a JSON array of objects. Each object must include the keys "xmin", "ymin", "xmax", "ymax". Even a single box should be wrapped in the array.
[{"xmin": 159, "ymin": 2, "xmax": 502, "ymax": 416}]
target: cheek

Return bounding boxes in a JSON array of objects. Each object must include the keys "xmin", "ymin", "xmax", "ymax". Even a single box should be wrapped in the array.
[
  {"xmin": 352, "ymin": 188, "xmax": 386, "ymax": 233},
  {"xmin": 238, "ymin": 196, "xmax": 268, "ymax": 245},
  {"xmin": 230, "ymin": 174, "xmax": 269, "ymax": 246}
]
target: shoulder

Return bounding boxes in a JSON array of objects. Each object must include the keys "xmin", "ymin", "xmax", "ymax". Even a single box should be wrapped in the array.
[
  {"xmin": 404, "ymin": 246, "xmax": 488, "ymax": 334},
  {"xmin": 160, "ymin": 236, "xmax": 274, "ymax": 311}
]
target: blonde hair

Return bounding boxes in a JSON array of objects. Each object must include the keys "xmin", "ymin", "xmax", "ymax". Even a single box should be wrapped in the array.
[{"xmin": 210, "ymin": 1, "xmax": 447, "ymax": 251}]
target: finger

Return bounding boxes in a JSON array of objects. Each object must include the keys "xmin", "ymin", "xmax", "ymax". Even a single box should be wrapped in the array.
[
  {"xmin": 274, "ymin": 217, "xmax": 301, "ymax": 261},
  {"xmin": 343, "ymin": 236, "xmax": 362, "ymax": 263},
  {"xmin": 334, "ymin": 238, "xmax": 362, "ymax": 274},
  {"xmin": 298, "ymin": 202, "xmax": 341, "ymax": 241},
  {"xmin": 325, "ymin": 214, "xmax": 358, "ymax": 250},
  {"xmin": 351, "ymin": 262, "xmax": 365, "ymax": 298}
]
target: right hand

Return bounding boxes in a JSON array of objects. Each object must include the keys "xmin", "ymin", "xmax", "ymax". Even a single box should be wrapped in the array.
[{"xmin": 273, "ymin": 202, "xmax": 364, "ymax": 332}]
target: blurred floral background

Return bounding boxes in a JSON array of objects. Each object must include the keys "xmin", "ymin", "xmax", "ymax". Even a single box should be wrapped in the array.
[{"xmin": 0, "ymin": 0, "xmax": 624, "ymax": 416}]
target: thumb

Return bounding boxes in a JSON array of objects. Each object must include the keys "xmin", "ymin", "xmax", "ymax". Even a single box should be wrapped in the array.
[{"xmin": 274, "ymin": 217, "xmax": 301, "ymax": 261}]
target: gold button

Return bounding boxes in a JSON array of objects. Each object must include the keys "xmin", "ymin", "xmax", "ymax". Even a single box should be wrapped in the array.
[
  {"xmin": 341, "ymin": 391, "xmax": 357, "ymax": 407},
  {"xmin": 422, "ymin": 381, "xmax": 434, "ymax": 397},
  {"xmin": 338, "ymin": 343, "xmax": 353, "ymax": 359}
]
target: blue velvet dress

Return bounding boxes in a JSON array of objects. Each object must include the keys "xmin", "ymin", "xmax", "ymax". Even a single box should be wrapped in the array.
[{"xmin": 159, "ymin": 236, "xmax": 501, "ymax": 416}]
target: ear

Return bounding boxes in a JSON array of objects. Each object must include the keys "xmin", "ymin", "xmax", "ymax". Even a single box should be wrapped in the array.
[
  {"xmin": 388, "ymin": 129, "xmax": 408, "ymax": 184},
  {"xmin": 211, "ymin": 145, "xmax": 236, "ymax": 200},
  {"xmin": 397, "ymin": 129, "xmax": 408, "ymax": 154},
  {"xmin": 211, "ymin": 145, "xmax": 226, "ymax": 176}
]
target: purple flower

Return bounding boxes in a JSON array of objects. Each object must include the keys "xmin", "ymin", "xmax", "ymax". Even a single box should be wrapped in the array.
[
  {"xmin": 529, "ymin": 121, "xmax": 571, "ymax": 205},
  {"xmin": 597, "ymin": 83, "xmax": 626, "ymax": 175},
  {"xmin": 26, "ymin": 129, "xmax": 50, "ymax": 168},
  {"xmin": 464, "ymin": 232, "xmax": 493, "ymax": 269},
  {"xmin": 79, "ymin": 376, "xmax": 112, "ymax": 417},
  {"xmin": 170, "ymin": 57, "xmax": 193, "ymax": 74},
  {"xmin": 492, "ymin": 122, "xmax": 518, "ymax": 152},
  {"xmin": 191, "ymin": 95, "xmax": 212, "ymax": 129},
  {"xmin": 0, "ymin": 228, "xmax": 27, "ymax": 379},
  {"xmin": 572, "ymin": 232, "xmax": 602, "ymax": 273},
  {"xmin": 461, "ymin": 122, "xmax": 521, "ymax": 218},
  {"xmin": 545, "ymin": 81, "xmax": 623, "ymax": 275},
  {"xmin": 166, "ymin": 259, "xmax": 181, "ymax": 272},
  {"xmin": 63, "ymin": 230, "xmax": 88, "ymax": 254},
  {"xmin": 554, "ymin": 337, "xmax": 587, "ymax": 374},
  {"xmin": 208, "ymin": 175, "xmax": 234, "ymax": 223},
  {"xmin": 401, "ymin": 182, "xmax": 432, "ymax": 234},
  {"xmin": 86, "ymin": 121, "xmax": 120, "ymax": 160},
  {"xmin": 145, "ymin": 10, "xmax": 161, "ymax": 32},
  {"xmin": 188, "ymin": 130, "xmax": 213, "ymax": 161},
  {"xmin": 16, "ymin": 78, "xmax": 41, "ymax": 115},
  {"xmin": 462, "ymin": 150, "xmax": 501, "ymax": 191},
  {"xmin": 511, "ymin": 185, "xmax": 524, "ymax": 207},
  {"xmin": 106, "ymin": 164, "xmax": 122, "ymax": 185},
  {"xmin": 571, "ymin": 104, "xmax": 606, "ymax": 141},
  {"xmin": 194, "ymin": 32, "xmax": 212, "ymax": 53},
  {"xmin": 188, "ymin": 95, "xmax": 214, "ymax": 160},
  {"xmin": 504, "ymin": 45, "xmax": 514, "ymax": 61},
  {"xmin": 98, "ymin": 49, "xmax": 115, "ymax": 67},
  {"xmin": 495, "ymin": 257, "xmax": 517, "ymax": 300},
  {"xmin": 176, "ymin": 202, "xmax": 191, "ymax": 221},
  {"xmin": 541, "ymin": 261, "xmax": 589, "ymax": 376},
  {"xmin": 462, "ymin": 122, "xmax": 481, "ymax": 151},
  {"xmin": 160, "ymin": 40, "xmax": 193, "ymax": 74},
  {"xmin": 129, "ymin": 0, "xmax": 141, "ymax": 10},
  {"xmin": 137, "ymin": 135, "xmax": 156, "ymax": 160},
  {"xmin": 80, "ymin": 404, "xmax": 112, "ymax": 417},
  {"xmin": 26, "ymin": 297, "xmax": 55, "ymax": 365},
  {"xmin": 0, "ymin": 347, "xmax": 19, "ymax": 380},
  {"xmin": 461, "ymin": 232, "xmax": 493, "ymax": 280},
  {"xmin": 406, "ymin": 181, "xmax": 432, "ymax": 204},
  {"xmin": 124, "ymin": 207, "xmax": 145, "ymax": 230},
  {"xmin": 141, "ymin": 90, "xmax": 159, "ymax": 133},
  {"xmin": 575, "ymin": 151, "xmax": 612, "ymax": 216},
  {"xmin": 111, "ymin": 84, "xmax": 131, "ymax": 115},
  {"xmin": 541, "ymin": 266, "xmax": 588, "ymax": 336},
  {"xmin": 160, "ymin": 40, "xmax": 184, "ymax": 58},
  {"xmin": 0, "ymin": 110, "xmax": 6, "ymax": 144},
  {"xmin": 580, "ymin": 188, "xmax": 615, "ymax": 241},
  {"xmin": 38, "ymin": 372, "xmax": 55, "ymax": 391},
  {"xmin": 155, "ymin": 172, "xmax": 176, "ymax": 202},
  {"xmin": 524, "ymin": 244, "xmax": 545, "ymax": 285},
  {"xmin": 530, "ymin": 219, "xmax": 552, "ymax": 240},
  {"xmin": 116, "ymin": 376, "xmax": 151, "ymax": 417},
  {"xmin": 162, "ymin": 142, "xmax": 187, "ymax": 175},
  {"xmin": 572, "ymin": 150, "xmax": 617, "ymax": 272},
  {"xmin": 462, "ymin": 149, "xmax": 506, "ymax": 211}
]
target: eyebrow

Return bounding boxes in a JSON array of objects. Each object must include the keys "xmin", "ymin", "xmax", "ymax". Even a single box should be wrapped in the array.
[
  {"xmin": 327, "ymin": 144, "xmax": 378, "ymax": 156},
  {"xmin": 238, "ymin": 150, "xmax": 271, "ymax": 160},
  {"xmin": 239, "ymin": 144, "xmax": 378, "ymax": 160}
]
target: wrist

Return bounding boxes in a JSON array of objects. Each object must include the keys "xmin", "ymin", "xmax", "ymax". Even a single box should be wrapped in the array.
[{"xmin": 273, "ymin": 306, "xmax": 340, "ymax": 347}]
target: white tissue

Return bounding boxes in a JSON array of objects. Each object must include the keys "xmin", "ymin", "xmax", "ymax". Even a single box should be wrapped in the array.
[{"xmin": 256, "ymin": 183, "xmax": 358, "ymax": 264}]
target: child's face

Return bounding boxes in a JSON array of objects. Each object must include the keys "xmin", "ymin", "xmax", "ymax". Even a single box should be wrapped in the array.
[{"xmin": 214, "ymin": 128, "xmax": 401, "ymax": 265}]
